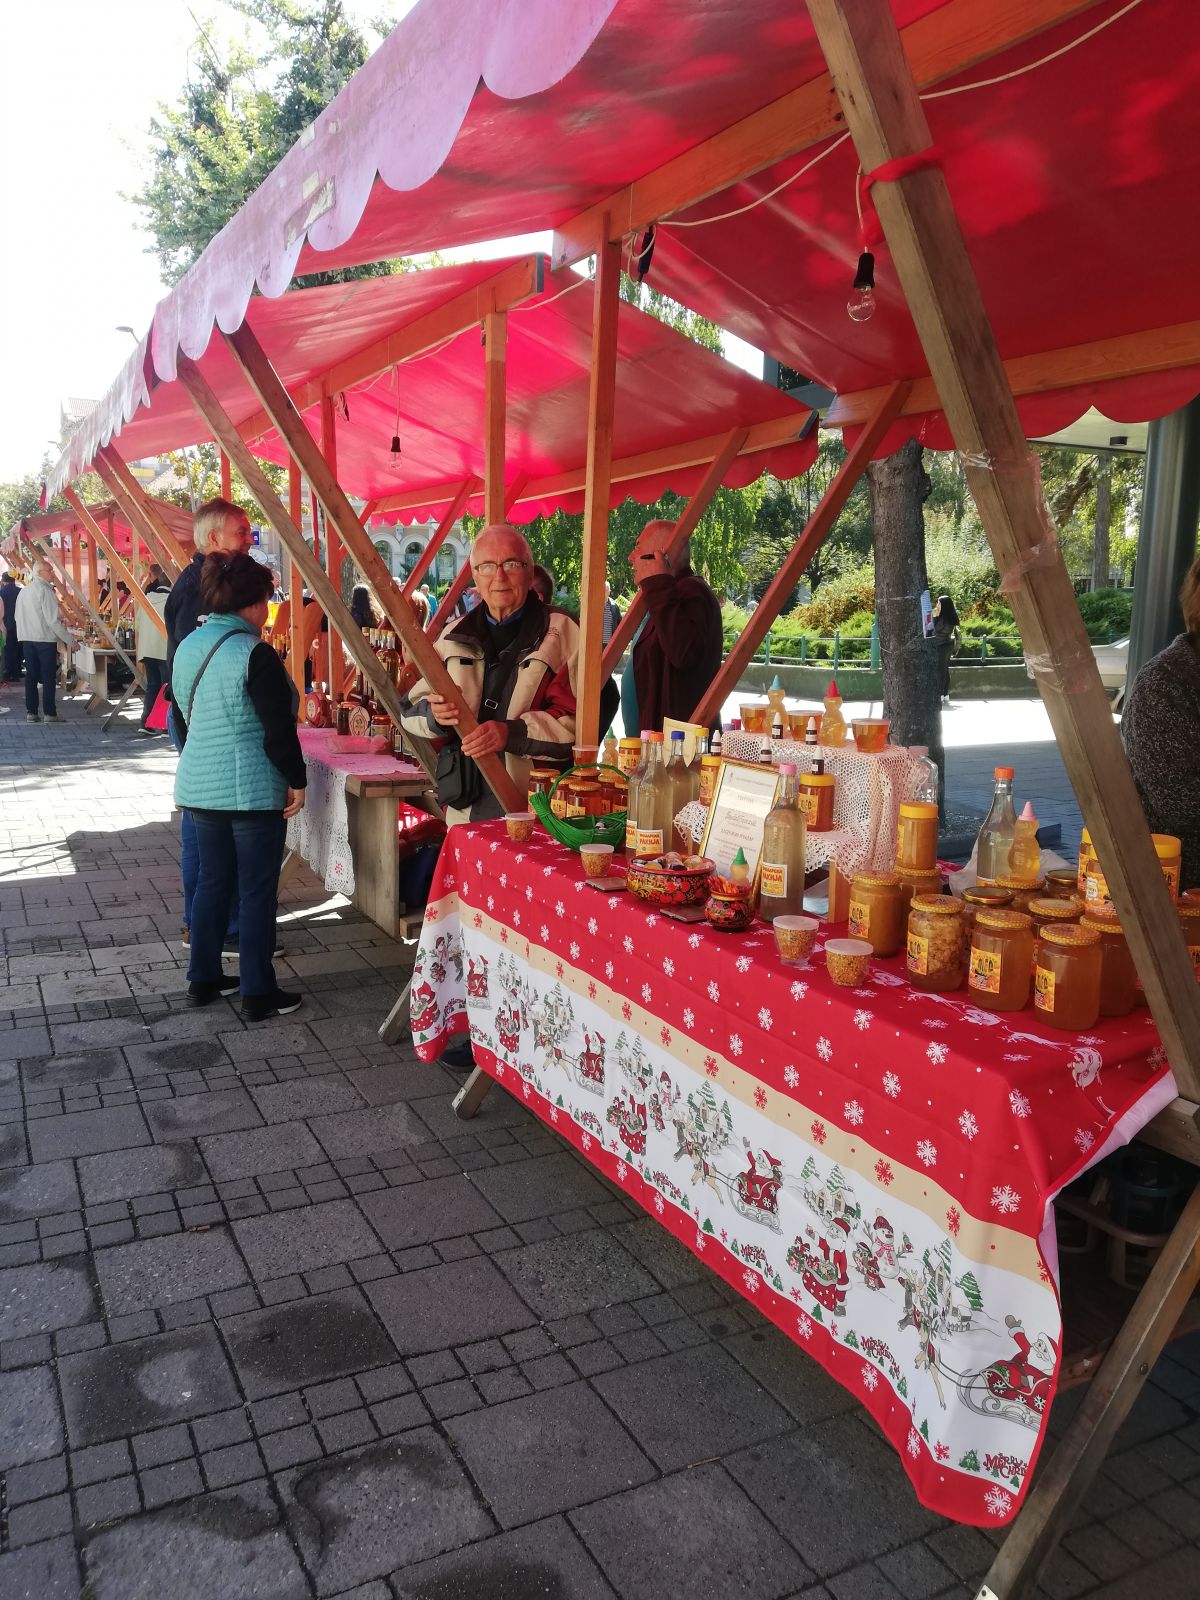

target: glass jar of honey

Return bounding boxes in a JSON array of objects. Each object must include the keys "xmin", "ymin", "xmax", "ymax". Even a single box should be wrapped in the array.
[
  {"xmin": 1077, "ymin": 829, "xmax": 1093, "ymax": 896},
  {"xmin": 699, "ymin": 754, "xmax": 722, "ymax": 807},
  {"xmin": 1027, "ymin": 896, "xmax": 1083, "ymax": 939},
  {"xmin": 848, "ymin": 872, "xmax": 904, "ymax": 957},
  {"xmin": 1045, "ymin": 869, "xmax": 1081, "ymax": 900},
  {"xmin": 1153, "ymin": 834, "xmax": 1182, "ymax": 901},
  {"xmin": 1034, "ymin": 924, "xmax": 1102, "ymax": 1031},
  {"xmin": 1080, "ymin": 906, "xmax": 1139, "ymax": 1016},
  {"xmin": 907, "ymin": 896, "xmax": 966, "ymax": 992},
  {"xmin": 968, "ymin": 909, "xmax": 1034, "ymax": 1012},
  {"xmin": 798, "ymin": 766, "xmax": 836, "ymax": 832},
  {"xmin": 599, "ymin": 772, "xmax": 627, "ymax": 814},
  {"xmin": 617, "ymin": 737, "xmax": 642, "ymax": 776},
  {"xmin": 959, "ymin": 885, "xmax": 1013, "ymax": 935},
  {"xmin": 994, "ymin": 875, "xmax": 1046, "ymax": 915},
  {"xmin": 1179, "ymin": 903, "xmax": 1200, "ymax": 979},
  {"xmin": 567, "ymin": 780, "xmax": 604, "ymax": 818},
  {"xmin": 898, "ymin": 868, "xmax": 944, "ymax": 918},
  {"xmin": 896, "ymin": 802, "xmax": 939, "ymax": 874},
  {"xmin": 528, "ymin": 766, "xmax": 557, "ymax": 804}
]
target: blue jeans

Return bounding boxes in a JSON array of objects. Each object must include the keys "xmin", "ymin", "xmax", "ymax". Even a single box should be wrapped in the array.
[
  {"xmin": 3, "ymin": 625, "xmax": 19, "ymax": 681},
  {"xmin": 187, "ymin": 810, "xmax": 285, "ymax": 998},
  {"xmin": 23, "ymin": 641, "xmax": 59, "ymax": 716},
  {"xmin": 170, "ymin": 704, "xmax": 238, "ymax": 940}
]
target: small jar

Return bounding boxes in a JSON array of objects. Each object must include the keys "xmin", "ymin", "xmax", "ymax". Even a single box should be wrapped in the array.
[
  {"xmin": 798, "ymin": 771, "xmax": 836, "ymax": 832},
  {"xmin": 699, "ymin": 754, "xmax": 722, "ymax": 806},
  {"xmin": 848, "ymin": 872, "xmax": 904, "ymax": 957},
  {"xmin": 599, "ymin": 772, "xmax": 627, "ymax": 814},
  {"xmin": 1179, "ymin": 904, "xmax": 1200, "ymax": 979},
  {"xmin": 994, "ymin": 875, "xmax": 1046, "ymax": 916},
  {"xmin": 1027, "ymin": 896, "xmax": 1083, "ymax": 939},
  {"xmin": 335, "ymin": 701, "xmax": 351, "ymax": 736},
  {"xmin": 907, "ymin": 896, "xmax": 966, "ymax": 993},
  {"xmin": 528, "ymin": 766, "xmax": 556, "ymax": 803},
  {"xmin": 898, "ymin": 868, "xmax": 944, "ymax": 918},
  {"xmin": 1081, "ymin": 905, "xmax": 1139, "ymax": 1016},
  {"xmin": 617, "ymin": 737, "xmax": 642, "ymax": 776},
  {"xmin": 1153, "ymin": 834, "xmax": 1182, "ymax": 901},
  {"xmin": 1045, "ymin": 869, "xmax": 1081, "ymax": 900},
  {"xmin": 1181, "ymin": 888, "xmax": 1200, "ymax": 910},
  {"xmin": 959, "ymin": 885, "xmax": 1013, "ymax": 936},
  {"xmin": 1034, "ymin": 924, "xmax": 1102, "ymax": 1031},
  {"xmin": 896, "ymin": 802, "xmax": 939, "ymax": 873},
  {"xmin": 568, "ymin": 780, "xmax": 604, "ymax": 818},
  {"xmin": 1077, "ymin": 829, "xmax": 1093, "ymax": 896},
  {"xmin": 968, "ymin": 909, "xmax": 1034, "ymax": 1012}
]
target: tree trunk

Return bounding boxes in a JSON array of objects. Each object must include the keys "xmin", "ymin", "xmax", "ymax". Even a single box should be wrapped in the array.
[
  {"xmin": 868, "ymin": 438, "xmax": 944, "ymax": 805},
  {"xmin": 1092, "ymin": 453, "xmax": 1113, "ymax": 591}
]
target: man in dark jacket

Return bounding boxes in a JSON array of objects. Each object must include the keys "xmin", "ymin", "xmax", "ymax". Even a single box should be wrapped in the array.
[
  {"xmin": 1, "ymin": 571, "xmax": 21, "ymax": 682},
  {"xmin": 626, "ymin": 519, "xmax": 723, "ymax": 732}
]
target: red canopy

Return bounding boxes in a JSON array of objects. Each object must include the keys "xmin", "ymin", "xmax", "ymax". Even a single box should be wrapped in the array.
[
  {"xmin": 14, "ymin": 500, "xmax": 196, "ymax": 561},
  {"xmin": 62, "ymin": 258, "xmax": 815, "ymax": 521}
]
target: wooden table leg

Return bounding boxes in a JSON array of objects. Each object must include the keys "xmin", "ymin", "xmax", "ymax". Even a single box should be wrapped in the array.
[
  {"xmin": 977, "ymin": 1180, "xmax": 1200, "ymax": 1599},
  {"xmin": 277, "ymin": 849, "xmax": 301, "ymax": 891},
  {"xmin": 102, "ymin": 677, "xmax": 139, "ymax": 734},
  {"xmin": 452, "ymin": 1066, "xmax": 494, "ymax": 1120},
  {"xmin": 378, "ymin": 975, "xmax": 413, "ymax": 1045},
  {"xmin": 346, "ymin": 789, "xmax": 401, "ymax": 936}
]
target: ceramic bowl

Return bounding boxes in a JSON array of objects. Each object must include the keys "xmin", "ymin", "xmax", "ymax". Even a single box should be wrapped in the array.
[
  {"xmin": 626, "ymin": 856, "xmax": 714, "ymax": 907},
  {"xmin": 705, "ymin": 891, "xmax": 757, "ymax": 932}
]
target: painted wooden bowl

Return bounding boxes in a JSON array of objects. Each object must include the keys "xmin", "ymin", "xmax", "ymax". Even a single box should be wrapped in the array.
[
  {"xmin": 704, "ymin": 890, "xmax": 757, "ymax": 932},
  {"xmin": 625, "ymin": 856, "xmax": 714, "ymax": 907}
]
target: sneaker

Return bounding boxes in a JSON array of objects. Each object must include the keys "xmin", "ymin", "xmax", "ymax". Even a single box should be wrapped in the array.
[
  {"xmin": 135, "ymin": 727, "xmax": 155, "ymax": 739},
  {"xmin": 223, "ymin": 938, "xmax": 285, "ymax": 961},
  {"xmin": 180, "ymin": 927, "xmax": 190, "ymax": 950},
  {"xmin": 241, "ymin": 989, "xmax": 303, "ymax": 1023},
  {"xmin": 25, "ymin": 713, "xmax": 41, "ymax": 724},
  {"xmin": 44, "ymin": 714, "xmax": 60, "ymax": 723},
  {"xmin": 187, "ymin": 977, "xmax": 241, "ymax": 1007}
]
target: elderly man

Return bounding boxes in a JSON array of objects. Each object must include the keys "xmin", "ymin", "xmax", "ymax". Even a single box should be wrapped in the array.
[
  {"xmin": 401, "ymin": 524, "xmax": 579, "ymax": 824},
  {"xmin": 624, "ymin": 519, "xmax": 722, "ymax": 732},
  {"xmin": 14, "ymin": 560, "xmax": 76, "ymax": 723},
  {"xmin": 164, "ymin": 498, "xmax": 255, "ymax": 955}
]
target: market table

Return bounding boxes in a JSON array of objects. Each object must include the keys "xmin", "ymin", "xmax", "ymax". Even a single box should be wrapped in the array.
[
  {"xmin": 408, "ymin": 821, "xmax": 1175, "ymax": 1527},
  {"xmin": 286, "ymin": 727, "xmax": 436, "ymax": 939}
]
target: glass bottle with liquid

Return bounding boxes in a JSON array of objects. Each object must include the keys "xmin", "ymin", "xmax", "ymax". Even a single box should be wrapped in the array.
[
  {"xmin": 975, "ymin": 766, "xmax": 1017, "ymax": 884},
  {"xmin": 635, "ymin": 733, "xmax": 669, "ymax": 858},
  {"xmin": 759, "ymin": 762, "xmax": 807, "ymax": 922},
  {"xmin": 1008, "ymin": 801, "xmax": 1041, "ymax": 880},
  {"xmin": 665, "ymin": 730, "xmax": 694, "ymax": 851},
  {"xmin": 625, "ymin": 731, "xmax": 654, "ymax": 854}
]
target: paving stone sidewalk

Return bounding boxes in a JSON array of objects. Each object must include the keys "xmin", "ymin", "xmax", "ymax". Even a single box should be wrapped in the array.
[{"xmin": 1, "ymin": 684, "xmax": 1199, "ymax": 1600}]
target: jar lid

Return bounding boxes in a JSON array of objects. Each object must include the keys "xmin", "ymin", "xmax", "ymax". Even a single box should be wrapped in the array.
[
  {"xmin": 1046, "ymin": 869, "xmax": 1079, "ymax": 887},
  {"xmin": 1152, "ymin": 833, "xmax": 1181, "ymax": 859},
  {"xmin": 572, "ymin": 780, "xmax": 601, "ymax": 792},
  {"xmin": 1082, "ymin": 907, "xmax": 1123, "ymax": 931},
  {"xmin": 800, "ymin": 773, "xmax": 836, "ymax": 787},
  {"xmin": 701, "ymin": 754, "xmax": 721, "ymax": 765},
  {"xmin": 1178, "ymin": 905, "xmax": 1200, "ymax": 923},
  {"xmin": 619, "ymin": 737, "xmax": 641, "ymax": 746},
  {"xmin": 975, "ymin": 909, "xmax": 1033, "ymax": 931},
  {"xmin": 910, "ymin": 895, "xmax": 963, "ymax": 915},
  {"xmin": 1041, "ymin": 924, "xmax": 1101, "ymax": 948},
  {"xmin": 995, "ymin": 875, "xmax": 1045, "ymax": 890},
  {"xmin": 852, "ymin": 872, "xmax": 900, "ymax": 889},
  {"xmin": 899, "ymin": 802, "xmax": 938, "ymax": 819},
  {"xmin": 961, "ymin": 886, "xmax": 1013, "ymax": 905},
  {"xmin": 901, "ymin": 869, "xmax": 944, "ymax": 885},
  {"xmin": 1028, "ymin": 897, "xmax": 1082, "ymax": 919}
]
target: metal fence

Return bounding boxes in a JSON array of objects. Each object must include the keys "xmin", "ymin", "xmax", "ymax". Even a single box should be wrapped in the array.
[{"xmin": 745, "ymin": 623, "xmax": 1121, "ymax": 670}]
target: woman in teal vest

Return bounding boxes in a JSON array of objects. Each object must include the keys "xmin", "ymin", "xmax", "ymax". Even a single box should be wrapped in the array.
[{"xmin": 172, "ymin": 554, "xmax": 306, "ymax": 1021}]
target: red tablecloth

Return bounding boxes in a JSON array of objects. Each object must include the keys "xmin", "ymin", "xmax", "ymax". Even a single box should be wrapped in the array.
[{"xmin": 410, "ymin": 823, "xmax": 1174, "ymax": 1526}]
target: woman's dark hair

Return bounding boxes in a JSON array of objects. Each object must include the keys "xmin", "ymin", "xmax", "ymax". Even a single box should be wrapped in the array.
[
  {"xmin": 350, "ymin": 584, "xmax": 376, "ymax": 629},
  {"xmin": 936, "ymin": 594, "xmax": 960, "ymax": 628},
  {"xmin": 200, "ymin": 551, "xmax": 273, "ymax": 614}
]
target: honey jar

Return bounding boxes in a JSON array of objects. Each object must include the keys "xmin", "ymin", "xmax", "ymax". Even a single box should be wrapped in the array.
[
  {"xmin": 994, "ymin": 875, "xmax": 1045, "ymax": 915},
  {"xmin": 898, "ymin": 868, "xmax": 944, "ymax": 918},
  {"xmin": 1027, "ymin": 896, "xmax": 1083, "ymax": 939},
  {"xmin": 599, "ymin": 772, "xmax": 627, "ymax": 814},
  {"xmin": 797, "ymin": 765, "xmax": 836, "ymax": 832},
  {"xmin": 699, "ymin": 754, "xmax": 722, "ymax": 807},
  {"xmin": 1080, "ymin": 905, "xmax": 1140, "ymax": 1017},
  {"xmin": 617, "ymin": 737, "xmax": 642, "ymax": 776},
  {"xmin": 848, "ymin": 872, "xmax": 904, "ymax": 957},
  {"xmin": 1044, "ymin": 869, "xmax": 1081, "ymax": 900},
  {"xmin": 959, "ymin": 885, "xmax": 1013, "ymax": 936},
  {"xmin": 1077, "ymin": 829, "xmax": 1093, "ymax": 896},
  {"xmin": 567, "ymin": 780, "xmax": 604, "ymax": 818},
  {"xmin": 968, "ymin": 909, "xmax": 1034, "ymax": 1013},
  {"xmin": 1179, "ymin": 903, "xmax": 1200, "ymax": 979},
  {"xmin": 896, "ymin": 802, "xmax": 939, "ymax": 874},
  {"xmin": 907, "ymin": 896, "xmax": 966, "ymax": 993},
  {"xmin": 1034, "ymin": 924, "xmax": 1102, "ymax": 1032},
  {"xmin": 1084, "ymin": 831, "xmax": 1181, "ymax": 906}
]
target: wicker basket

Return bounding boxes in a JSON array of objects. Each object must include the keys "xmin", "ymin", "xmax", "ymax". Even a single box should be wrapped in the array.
[{"xmin": 529, "ymin": 763, "xmax": 628, "ymax": 851}]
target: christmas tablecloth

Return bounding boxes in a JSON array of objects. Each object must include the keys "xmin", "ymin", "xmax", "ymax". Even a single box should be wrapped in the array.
[
  {"xmin": 409, "ymin": 823, "xmax": 1174, "ymax": 1526},
  {"xmin": 286, "ymin": 728, "xmax": 425, "ymax": 896}
]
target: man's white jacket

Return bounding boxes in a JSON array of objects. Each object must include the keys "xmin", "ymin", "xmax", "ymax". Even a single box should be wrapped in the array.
[{"xmin": 14, "ymin": 578, "xmax": 73, "ymax": 648}]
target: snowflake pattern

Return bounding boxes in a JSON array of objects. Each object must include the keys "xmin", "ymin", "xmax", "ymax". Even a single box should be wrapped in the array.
[
  {"xmin": 623, "ymin": 936, "xmax": 634, "ymax": 955},
  {"xmin": 816, "ymin": 1037, "xmax": 833, "ymax": 1061},
  {"xmin": 754, "ymin": 1087, "xmax": 767, "ymax": 1110},
  {"xmin": 946, "ymin": 1205, "xmax": 961, "ymax": 1236},
  {"xmin": 708, "ymin": 980, "xmax": 720, "ymax": 1002},
  {"xmin": 688, "ymin": 933, "xmax": 703, "ymax": 949},
  {"xmin": 927, "ymin": 1041, "xmax": 949, "ymax": 1065},
  {"xmin": 796, "ymin": 1313, "xmax": 813, "ymax": 1340},
  {"xmin": 663, "ymin": 956, "xmax": 675, "ymax": 977},
  {"xmin": 875, "ymin": 1158, "xmax": 894, "ymax": 1186},
  {"xmin": 1074, "ymin": 1127, "xmax": 1095, "ymax": 1152},
  {"xmin": 729, "ymin": 1034, "xmax": 744, "ymax": 1057},
  {"xmin": 736, "ymin": 956, "xmax": 752, "ymax": 973},
  {"xmin": 883, "ymin": 1072, "xmax": 901, "ymax": 1098},
  {"xmin": 569, "ymin": 942, "xmax": 580, "ymax": 961},
  {"xmin": 784, "ymin": 1065, "xmax": 800, "ymax": 1088},
  {"xmin": 985, "ymin": 1487, "xmax": 1013, "ymax": 1519},
  {"xmin": 958, "ymin": 1110, "xmax": 979, "ymax": 1141},
  {"xmin": 555, "ymin": 900, "xmax": 565, "ymax": 918},
  {"xmin": 587, "ymin": 918, "xmax": 598, "ymax": 936},
  {"xmin": 844, "ymin": 1100, "xmax": 864, "ymax": 1126},
  {"xmin": 991, "ymin": 1184, "xmax": 1021, "ymax": 1215},
  {"xmin": 916, "ymin": 1139, "xmax": 938, "ymax": 1168},
  {"xmin": 540, "ymin": 925, "xmax": 550, "ymax": 942},
  {"xmin": 704, "ymin": 1056, "xmax": 719, "ymax": 1077},
  {"xmin": 853, "ymin": 1009, "xmax": 872, "ymax": 1031},
  {"xmin": 742, "ymin": 1270, "xmax": 760, "ymax": 1294},
  {"xmin": 641, "ymin": 983, "xmax": 653, "ymax": 1004},
  {"xmin": 615, "ymin": 1160, "xmax": 628, "ymax": 1183},
  {"xmin": 694, "ymin": 1231, "xmax": 706, "ymax": 1252},
  {"xmin": 683, "ymin": 1007, "xmax": 695, "ymax": 1029},
  {"xmin": 861, "ymin": 1364, "xmax": 879, "ymax": 1391},
  {"xmin": 1009, "ymin": 1089, "xmax": 1031, "ymax": 1119},
  {"xmin": 654, "ymin": 1193, "xmax": 665, "ymax": 1215},
  {"xmin": 757, "ymin": 1006, "xmax": 773, "ymax": 1029},
  {"xmin": 790, "ymin": 980, "xmax": 808, "ymax": 1000},
  {"xmin": 907, "ymin": 1428, "xmax": 922, "ymax": 1459},
  {"xmin": 811, "ymin": 1119, "xmax": 827, "ymax": 1145},
  {"xmin": 604, "ymin": 961, "xmax": 614, "ymax": 980}
]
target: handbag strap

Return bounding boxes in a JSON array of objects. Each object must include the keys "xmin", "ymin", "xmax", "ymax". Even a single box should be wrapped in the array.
[{"xmin": 186, "ymin": 628, "xmax": 243, "ymax": 725}]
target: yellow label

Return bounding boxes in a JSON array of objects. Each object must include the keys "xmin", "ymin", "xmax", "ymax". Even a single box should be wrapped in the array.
[
  {"xmin": 969, "ymin": 945, "xmax": 1001, "ymax": 995},
  {"xmin": 906, "ymin": 933, "xmax": 929, "ymax": 976},
  {"xmin": 625, "ymin": 817, "xmax": 637, "ymax": 852},
  {"xmin": 1034, "ymin": 966, "xmax": 1055, "ymax": 1011},
  {"xmin": 1188, "ymin": 945, "xmax": 1200, "ymax": 975},
  {"xmin": 635, "ymin": 828, "xmax": 664, "ymax": 857},
  {"xmin": 847, "ymin": 900, "xmax": 869, "ymax": 939},
  {"xmin": 761, "ymin": 862, "xmax": 787, "ymax": 898},
  {"xmin": 798, "ymin": 792, "xmax": 818, "ymax": 824},
  {"xmin": 699, "ymin": 770, "xmax": 716, "ymax": 806}
]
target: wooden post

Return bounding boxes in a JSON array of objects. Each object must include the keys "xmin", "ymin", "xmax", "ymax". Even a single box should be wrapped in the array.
[
  {"xmin": 86, "ymin": 529, "xmax": 100, "ymax": 615},
  {"xmin": 93, "ymin": 447, "xmax": 187, "ymax": 577},
  {"xmin": 402, "ymin": 481, "xmax": 476, "ymax": 597},
  {"xmin": 483, "ymin": 312, "xmax": 507, "ymax": 525},
  {"xmin": 63, "ymin": 489, "xmax": 166, "ymax": 644},
  {"xmin": 69, "ymin": 527, "xmax": 82, "ymax": 596},
  {"xmin": 286, "ymin": 461, "xmax": 307, "ymax": 701},
  {"xmin": 320, "ymin": 392, "xmax": 343, "ymax": 689},
  {"xmin": 219, "ymin": 449, "xmax": 232, "ymax": 501},
  {"xmin": 30, "ymin": 536, "xmax": 143, "ymax": 687},
  {"xmin": 807, "ymin": 0, "xmax": 1200, "ymax": 1101},
  {"xmin": 577, "ymin": 231, "xmax": 621, "ymax": 746},
  {"xmin": 198, "ymin": 329, "xmax": 524, "ymax": 812},
  {"xmin": 601, "ymin": 427, "xmax": 750, "ymax": 683},
  {"xmin": 690, "ymin": 385, "xmax": 909, "ymax": 725}
]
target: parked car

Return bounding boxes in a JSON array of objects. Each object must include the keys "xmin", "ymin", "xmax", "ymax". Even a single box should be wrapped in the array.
[{"xmin": 1093, "ymin": 637, "xmax": 1129, "ymax": 703}]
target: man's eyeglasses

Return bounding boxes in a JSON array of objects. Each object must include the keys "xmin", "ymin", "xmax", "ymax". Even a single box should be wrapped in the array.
[{"xmin": 473, "ymin": 559, "xmax": 529, "ymax": 577}]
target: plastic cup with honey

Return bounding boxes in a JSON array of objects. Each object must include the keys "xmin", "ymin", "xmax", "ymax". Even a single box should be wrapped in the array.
[
  {"xmin": 504, "ymin": 811, "xmax": 536, "ymax": 843},
  {"xmin": 580, "ymin": 842, "xmax": 615, "ymax": 879},
  {"xmin": 825, "ymin": 938, "xmax": 872, "ymax": 987},
  {"xmin": 774, "ymin": 914, "xmax": 819, "ymax": 964}
]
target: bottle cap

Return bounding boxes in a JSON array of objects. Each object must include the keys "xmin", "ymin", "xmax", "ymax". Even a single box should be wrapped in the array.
[
  {"xmin": 770, "ymin": 674, "xmax": 783, "ymax": 691},
  {"xmin": 640, "ymin": 729, "xmax": 654, "ymax": 740},
  {"xmin": 1019, "ymin": 801, "xmax": 1037, "ymax": 822},
  {"xmin": 733, "ymin": 848, "xmax": 748, "ymax": 866},
  {"xmin": 994, "ymin": 766, "xmax": 1014, "ymax": 779},
  {"xmin": 813, "ymin": 758, "xmax": 825, "ymax": 775},
  {"xmin": 647, "ymin": 731, "xmax": 664, "ymax": 742},
  {"xmin": 827, "ymin": 679, "xmax": 840, "ymax": 697},
  {"xmin": 671, "ymin": 730, "xmax": 685, "ymax": 741},
  {"xmin": 778, "ymin": 762, "xmax": 796, "ymax": 776}
]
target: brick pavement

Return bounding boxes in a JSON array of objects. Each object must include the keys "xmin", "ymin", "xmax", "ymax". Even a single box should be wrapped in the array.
[{"xmin": 1, "ymin": 681, "xmax": 1199, "ymax": 1600}]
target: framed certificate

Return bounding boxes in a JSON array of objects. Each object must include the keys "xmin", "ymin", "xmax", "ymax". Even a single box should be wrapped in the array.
[{"xmin": 698, "ymin": 758, "xmax": 781, "ymax": 885}]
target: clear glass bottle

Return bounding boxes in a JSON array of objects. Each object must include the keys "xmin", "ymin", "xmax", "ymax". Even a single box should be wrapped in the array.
[
  {"xmin": 975, "ymin": 766, "xmax": 1017, "ymax": 884},
  {"xmin": 665, "ymin": 730, "xmax": 693, "ymax": 851},
  {"xmin": 759, "ymin": 762, "xmax": 807, "ymax": 921},
  {"xmin": 629, "ymin": 732, "xmax": 659, "ymax": 856},
  {"xmin": 909, "ymin": 745, "xmax": 939, "ymax": 807}
]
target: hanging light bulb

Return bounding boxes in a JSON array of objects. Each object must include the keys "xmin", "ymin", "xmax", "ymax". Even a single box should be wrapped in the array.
[
  {"xmin": 386, "ymin": 367, "xmax": 403, "ymax": 470},
  {"xmin": 846, "ymin": 250, "xmax": 876, "ymax": 322},
  {"xmin": 389, "ymin": 434, "xmax": 402, "ymax": 459}
]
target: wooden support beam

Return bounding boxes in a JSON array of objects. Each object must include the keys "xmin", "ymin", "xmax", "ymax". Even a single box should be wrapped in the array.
[
  {"xmin": 29, "ymin": 536, "xmax": 144, "ymax": 687},
  {"xmin": 825, "ymin": 320, "xmax": 1200, "ymax": 429},
  {"xmin": 86, "ymin": 529, "xmax": 100, "ymax": 614},
  {"xmin": 216, "ymin": 321, "xmax": 525, "ymax": 813},
  {"xmin": 220, "ymin": 449, "xmax": 232, "ymax": 500},
  {"xmin": 236, "ymin": 256, "xmax": 544, "ymax": 446},
  {"xmin": 286, "ymin": 461, "xmax": 306, "ymax": 701},
  {"xmin": 576, "ymin": 233, "xmax": 622, "ymax": 747},
  {"xmin": 805, "ymin": 1, "xmax": 1200, "ymax": 1100},
  {"xmin": 62, "ymin": 489, "xmax": 165, "ymax": 643},
  {"xmin": 68, "ymin": 527, "xmax": 82, "ymax": 595},
  {"xmin": 691, "ymin": 384, "xmax": 909, "ymax": 725},
  {"xmin": 483, "ymin": 312, "xmax": 507, "ymax": 525},
  {"xmin": 600, "ymin": 427, "xmax": 749, "ymax": 684},
  {"xmin": 92, "ymin": 448, "xmax": 186, "ymax": 578},
  {"xmin": 551, "ymin": 0, "xmax": 1106, "ymax": 269},
  {"xmin": 320, "ymin": 392, "xmax": 343, "ymax": 689},
  {"xmin": 401, "ymin": 481, "xmax": 477, "ymax": 597}
]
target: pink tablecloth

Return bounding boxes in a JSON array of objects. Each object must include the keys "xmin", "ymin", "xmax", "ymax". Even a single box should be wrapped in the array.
[{"xmin": 288, "ymin": 728, "xmax": 425, "ymax": 895}]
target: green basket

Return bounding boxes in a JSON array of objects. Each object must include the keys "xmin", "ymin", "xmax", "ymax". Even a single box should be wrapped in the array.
[{"xmin": 529, "ymin": 763, "xmax": 628, "ymax": 851}]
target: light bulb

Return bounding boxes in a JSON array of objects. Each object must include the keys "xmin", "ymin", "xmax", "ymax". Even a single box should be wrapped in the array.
[
  {"xmin": 387, "ymin": 434, "xmax": 402, "ymax": 472},
  {"xmin": 846, "ymin": 286, "xmax": 876, "ymax": 322}
]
